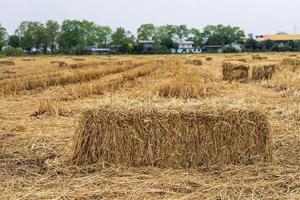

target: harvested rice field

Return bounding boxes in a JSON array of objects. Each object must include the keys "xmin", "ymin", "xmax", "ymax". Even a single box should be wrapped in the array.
[{"xmin": 0, "ymin": 53, "xmax": 300, "ymax": 199}]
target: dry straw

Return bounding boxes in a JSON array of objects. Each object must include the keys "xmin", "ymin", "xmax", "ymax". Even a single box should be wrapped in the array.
[
  {"xmin": 222, "ymin": 61, "xmax": 249, "ymax": 82},
  {"xmin": 0, "ymin": 64, "xmax": 138, "ymax": 94},
  {"xmin": 32, "ymin": 99, "xmax": 61, "ymax": 116},
  {"xmin": 0, "ymin": 60, "xmax": 15, "ymax": 65},
  {"xmin": 155, "ymin": 79, "xmax": 217, "ymax": 98},
  {"xmin": 282, "ymin": 58, "xmax": 300, "ymax": 66},
  {"xmin": 252, "ymin": 63, "xmax": 277, "ymax": 80},
  {"xmin": 252, "ymin": 55, "xmax": 268, "ymax": 60},
  {"xmin": 70, "ymin": 101, "xmax": 273, "ymax": 168},
  {"xmin": 185, "ymin": 59, "xmax": 203, "ymax": 66}
]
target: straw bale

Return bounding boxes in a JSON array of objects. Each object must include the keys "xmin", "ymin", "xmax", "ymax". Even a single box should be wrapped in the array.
[
  {"xmin": 222, "ymin": 61, "xmax": 249, "ymax": 81},
  {"xmin": 252, "ymin": 63, "xmax": 277, "ymax": 80},
  {"xmin": 0, "ymin": 60, "xmax": 15, "ymax": 65},
  {"xmin": 281, "ymin": 58, "xmax": 300, "ymax": 66},
  {"xmin": 185, "ymin": 59, "xmax": 203, "ymax": 66},
  {"xmin": 252, "ymin": 55, "xmax": 268, "ymax": 60},
  {"xmin": 70, "ymin": 102, "xmax": 273, "ymax": 167}
]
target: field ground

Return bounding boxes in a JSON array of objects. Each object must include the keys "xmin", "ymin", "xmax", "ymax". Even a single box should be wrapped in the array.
[{"xmin": 0, "ymin": 53, "xmax": 299, "ymax": 199}]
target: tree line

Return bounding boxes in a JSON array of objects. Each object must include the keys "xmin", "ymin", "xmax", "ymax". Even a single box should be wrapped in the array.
[{"xmin": 0, "ymin": 20, "xmax": 299, "ymax": 55}]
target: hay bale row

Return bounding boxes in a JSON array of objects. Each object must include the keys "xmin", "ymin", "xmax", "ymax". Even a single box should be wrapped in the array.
[
  {"xmin": 0, "ymin": 60, "xmax": 15, "ymax": 65},
  {"xmin": 118, "ymin": 60, "xmax": 133, "ymax": 65},
  {"xmin": 225, "ymin": 58, "xmax": 247, "ymax": 63},
  {"xmin": 155, "ymin": 80, "xmax": 216, "ymax": 99},
  {"xmin": 31, "ymin": 99, "xmax": 61, "ymax": 117},
  {"xmin": 72, "ymin": 58, "xmax": 86, "ymax": 61},
  {"xmin": 281, "ymin": 58, "xmax": 300, "ymax": 66},
  {"xmin": 70, "ymin": 102, "xmax": 273, "ymax": 167},
  {"xmin": 222, "ymin": 61, "xmax": 249, "ymax": 82},
  {"xmin": 185, "ymin": 59, "xmax": 203, "ymax": 66},
  {"xmin": 252, "ymin": 55, "xmax": 268, "ymax": 60},
  {"xmin": 205, "ymin": 57, "xmax": 213, "ymax": 61},
  {"xmin": 31, "ymin": 99, "xmax": 72, "ymax": 117},
  {"xmin": 156, "ymin": 59, "xmax": 164, "ymax": 64},
  {"xmin": 252, "ymin": 63, "xmax": 277, "ymax": 80},
  {"xmin": 22, "ymin": 58, "xmax": 35, "ymax": 61},
  {"xmin": 55, "ymin": 61, "xmax": 79, "ymax": 69}
]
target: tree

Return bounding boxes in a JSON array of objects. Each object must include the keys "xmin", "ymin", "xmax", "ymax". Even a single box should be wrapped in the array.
[
  {"xmin": 203, "ymin": 25, "xmax": 245, "ymax": 45},
  {"xmin": 0, "ymin": 23, "xmax": 7, "ymax": 52},
  {"xmin": 173, "ymin": 25, "xmax": 189, "ymax": 42},
  {"xmin": 137, "ymin": 24, "xmax": 156, "ymax": 41},
  {"xmin": 245, "ymin": 38, "xmax": 259, "ymax": 52},
  {"xmin": 188, "ymin": 28, "xmax": 204, "ymax": 47},
  {"xmin": 58, "ymin": 20, "xmax": 86, "ymax": 53},
  {"xmin": 111, "ymin": 27, "xmax": 134, "ymax": 53},
  {"xmin": 16, "ymin": 21, "xmax": 46, "ymax": 52},
  {"xmin": 95, "ymin": 25, "xmax": 112, "ymax": 47},
  {"xmin": 58, "ymin": 20, "xmax": 109, "ymax": 53},
  {"xmin": 44, "ymin": 20, "xmax": 60, "ymax": 53},
  {"xmin": 154, "ymin": 25, "xmax": 177, "ymax": 52},
  {"xmin": 8, "ymin": 35, "xmax": 20, "ymax": 48},
  {"xmin": 265, "ymin": 40, "xmax": 274, "ymax": 51}
]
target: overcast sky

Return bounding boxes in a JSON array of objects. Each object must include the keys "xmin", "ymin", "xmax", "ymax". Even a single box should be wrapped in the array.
[{"xmin": 1, "ymin": 0, "xmax": 300, "ymax": 35}]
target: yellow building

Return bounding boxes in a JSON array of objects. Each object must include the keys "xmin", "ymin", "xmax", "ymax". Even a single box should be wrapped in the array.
[{"xmin": 256, "ymin": 34, "xmax": 300, "ymax": 42}]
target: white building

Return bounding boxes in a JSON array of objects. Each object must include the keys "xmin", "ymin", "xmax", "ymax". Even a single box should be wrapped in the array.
[{"xmin": 177, "ymin": 41, "xmax": 194, "ymax": 53}]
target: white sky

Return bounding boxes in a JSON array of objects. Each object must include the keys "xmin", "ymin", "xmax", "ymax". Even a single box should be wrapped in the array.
[{"xmin": 0, "ymin": 0, "xmax": 300, "ymax": 35}]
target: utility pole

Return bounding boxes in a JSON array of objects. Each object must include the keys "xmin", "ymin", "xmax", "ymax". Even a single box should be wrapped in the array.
[{"xmin": 294, "ymin": 25, "xmax": 297, "ymax": 34}]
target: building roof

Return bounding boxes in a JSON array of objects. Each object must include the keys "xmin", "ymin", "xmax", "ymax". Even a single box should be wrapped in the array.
[
  {"xmin": 138, "ymin": 40, "xmax": 155, "ymax": 44},
  {"xmin": 178, "ymin": 41, "xmax": 194, "ymax": 45},
  {"xmin": 262, "ymin": 34, "xmax": 300, "ymax": 41},
  {"xmin": 203, "ymin": 45, "xmax": 222, "ymax": 48}
]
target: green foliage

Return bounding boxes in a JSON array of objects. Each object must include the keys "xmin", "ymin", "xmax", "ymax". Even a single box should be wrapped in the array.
[
  {"xmin": 111, "ymin": 27, "xmax": 135, "ymax": 53},
  {"xmin": 2, "ymin": 20, "xmax": 300, "ymax": 55},
  {"xmin": 8, "ymin": 35, "xmax": 20, "ymax": 48},
  {"xmin": 95, "ymin": 26, "xmax": 112, "ymax": 47},
  {"xmin": 0, "ymin": 23, "xmax": 7, "ymax": 52},
  {"xmin": 173, "ymin": 25, "xmax": 189, "ymax": 42},
  {"xmin": 137, "ymin": 24, "xmax": 156, "ymax": 40},
  {"xmin": 244, "ymin": 39, "xmax": 259, "ymax": 52},
  {"xmin": 58, "ymin": 20, "xmax": 88, "ymax": 53},
  {"xmin": 58, "ymin": 20, "xmax": 112, "ymax": 53},
  {"xmin": 16, "ymin": 21, "xmax": 46, "ymax": 52},
  {"xmin": 2, "ymin": 47, "xmax": 23, "ymax": 56},
  {"xmin": 44, "ymin": 20, "xmax": 60, "ymax": 53},
  {"xmin": 188, "ymin": 28, "xmax": 204, "ymax": 47},
  {"xmin": 222, "ymin": 46, "xmax": 239, "ymax": 53},
  {"xmin": 203, "ymin": 25, "xmax": 245, "ymax": 45}
]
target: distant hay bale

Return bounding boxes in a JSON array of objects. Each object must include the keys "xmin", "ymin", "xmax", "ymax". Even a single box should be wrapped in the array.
[
  {"xmin": 0, "ymin": 60, "xmax": 15, "ymax": 65},
  {"xmin": 56, "ymin": 61, "xmax": 79, "ymax": 68},
  {"xmin": 22, "ymin": 58, "xmax": 35, "ymax": 61},
  {"xmin": 252, "ymin": 63, "xmax": 277, "ymax": 80},
  {"xmin": 72, "ymin": 58, "xmax": 86, "ymax": 61},
  {"xmin": 70, "ymin": 102, "xmax": 273, "ymax": 167},
  {"xmin": 225, "ymin": 58, "xmax": 247, "ymax": 63},
  {"xmin": 31, "ymin": 99, "xmax": 61, "ymax": 117},
  {"xmin": 281, "ymin": 58, "xmax": 300, "ymax": 66},
  {"xmin": 69, "ymin": 63, "xmax": 80, "ymax": 68},
  {"xmin": 205, "ymin": 57, "xmax": 213, "ymax": 61},
  {"xmin": 50, "ymin": 61, "xmax": 61, "ymax": 64},
  {"xmin": 185, "ymin": 59, "xmax": 203, "ymax": 66},
  {"xmin": 31, "ymin": 99, "xmax": 70, "ymax": 117},
  {"xmin": 156, "ymin": 59, "xmax": 164, "ymax": 64},
  {"xmin": 252, "ymin": 55, "xmax": 268, "ymax": 60},
  {"xmin": 118, "ymin": 60, "xmax": 133, "ymax": 65},
  {"xmin": 156, "ymin": 81, "xmax": 216, "ymax": 98},
  {"xmin": 58, "ymin": 61, "xmax": 68, "ymax": 68},
  {"xmin": 289, "ymin": 54, "xmax": 297, "ymax": 57},
  {"xmin": 222, "ymin": 61, "xmax": 249, "ymax": 82}
]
